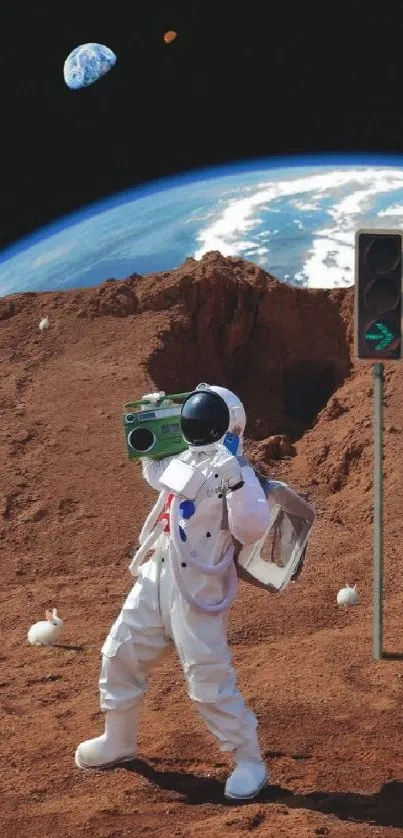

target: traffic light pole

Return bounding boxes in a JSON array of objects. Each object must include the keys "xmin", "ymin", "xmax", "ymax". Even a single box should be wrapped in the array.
[
  {"xmin": 372, "ymin": 362, "xmax": 384, "ymax": 660},
  {"xmin": 355, "ymin": 230, "xmax": 402, "ymax": 660}
]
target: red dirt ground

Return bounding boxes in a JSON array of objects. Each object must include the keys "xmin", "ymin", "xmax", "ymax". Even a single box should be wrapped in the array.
[{"xmin": 1, "ymin": 252, "xmax": 403, "ymax": 837}]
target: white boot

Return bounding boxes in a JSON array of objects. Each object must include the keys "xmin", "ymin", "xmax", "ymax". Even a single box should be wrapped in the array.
[
  {"xmin": 224, "ymin": 733, "xmax": 269, "ymax": 800},
  {"xmin": 75, "ymin": 707, "xmax": 138, "ymax": 770}
]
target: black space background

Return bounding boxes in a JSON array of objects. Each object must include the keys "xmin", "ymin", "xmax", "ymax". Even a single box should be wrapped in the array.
[{"xmin": 1, "ymin": 1, "xmax": 403, "ymax": 251}]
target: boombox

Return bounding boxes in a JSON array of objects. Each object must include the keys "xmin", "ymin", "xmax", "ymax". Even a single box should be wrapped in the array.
[{"xmin": 122, "ymin": 391, "xmax": 192, "ymax": 460}]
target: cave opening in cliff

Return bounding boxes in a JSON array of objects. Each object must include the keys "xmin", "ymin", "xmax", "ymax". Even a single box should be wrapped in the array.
[{"xmin": 282, "ymin": 361, "xmax": 341, "ymax": 431}]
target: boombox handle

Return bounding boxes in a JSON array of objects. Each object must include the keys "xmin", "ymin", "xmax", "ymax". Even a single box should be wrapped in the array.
[{"xmin": 124, "ymin": 391, "xmax": 192, "ymax": 410}]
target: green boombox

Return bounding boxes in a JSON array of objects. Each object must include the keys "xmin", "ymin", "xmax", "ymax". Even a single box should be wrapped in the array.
[{"xmin": 122, "ymin": 391, "xmax": 192, "ymax": 461}]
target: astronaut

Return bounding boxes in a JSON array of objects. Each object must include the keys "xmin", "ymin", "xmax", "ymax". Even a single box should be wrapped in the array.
[{"xmin": 75, "ymin": 384, "xmax": 271, "ymax": 800}]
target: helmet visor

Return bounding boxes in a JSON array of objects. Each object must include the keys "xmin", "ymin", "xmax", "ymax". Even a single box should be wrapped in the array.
[{"xmin": 180, "ymin": 391, "xmax": 230, "ymax": 446}]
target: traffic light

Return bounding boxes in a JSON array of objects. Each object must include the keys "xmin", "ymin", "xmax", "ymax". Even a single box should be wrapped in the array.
[{"xmin": 355, "ymin": 229, "xmax": 402, "ymax": 360}]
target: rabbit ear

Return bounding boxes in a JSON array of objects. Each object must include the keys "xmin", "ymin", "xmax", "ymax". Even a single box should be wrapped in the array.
[
  {"xmin": 45, "ymin": 609, "xmax": 53, "ymax": 621},
  {"xmin": 52, "ymin": 608, "xmax": 58, "ymax": 617}
]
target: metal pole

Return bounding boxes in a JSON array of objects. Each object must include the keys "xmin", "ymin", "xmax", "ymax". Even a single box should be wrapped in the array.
[{"xmin": 372, "ymin": 362, "xmax": 384, "ymax": 660}]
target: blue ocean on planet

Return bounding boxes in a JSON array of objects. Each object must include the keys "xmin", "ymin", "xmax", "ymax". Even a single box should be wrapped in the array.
[{"xmin": 2, "ymin": 155, "xmax": 403, "ymax": 297}]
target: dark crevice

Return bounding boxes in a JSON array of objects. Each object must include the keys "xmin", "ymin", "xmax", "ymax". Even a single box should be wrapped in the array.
[
  {"xmin": 146, "ymin": 269, "xmax": 352, "ymax": 446},
  {"xmin": 283, "ymin": 361, "xmax": 345, "ymax": 431}
]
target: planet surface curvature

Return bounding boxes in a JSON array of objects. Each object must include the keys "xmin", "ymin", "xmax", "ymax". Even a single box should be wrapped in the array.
[{"xmin": 2, "ymin": 157, "xmax": 403, "ymax": 297}]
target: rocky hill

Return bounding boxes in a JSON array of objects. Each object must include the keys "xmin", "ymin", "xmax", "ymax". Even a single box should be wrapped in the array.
[{"xmin": 1, "ymin": 252, "xmax": 403, "ymax": 838}]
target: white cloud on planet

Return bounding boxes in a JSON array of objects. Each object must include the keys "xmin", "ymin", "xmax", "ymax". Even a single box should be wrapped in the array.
[
  {"xmin": 194, "ymin": 168, "xmax": 403, "ymax": 288},
  {"xmin": 31, "ymin": 243, "xmax": 74, "ymax": 267}
]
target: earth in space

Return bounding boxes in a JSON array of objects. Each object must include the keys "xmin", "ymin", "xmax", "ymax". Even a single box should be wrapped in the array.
[
  {"xmin": 63, "ymin": 42, "xmax": 117, "ymax": 90},
  {"xmin": 2, "ymin": 155, "xmax": 403, "ymax": 298}
]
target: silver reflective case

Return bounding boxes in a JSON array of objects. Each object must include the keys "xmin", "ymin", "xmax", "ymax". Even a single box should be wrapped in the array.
[{"xmin": 236, "ymin": 481, "xmax": 314, "ymax": 592}]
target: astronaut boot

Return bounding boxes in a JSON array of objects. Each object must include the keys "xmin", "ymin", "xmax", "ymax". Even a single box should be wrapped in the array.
[
  {"xmin": 224, "ymin": 731, "xmax": 269, "ymax": 801},
  {"xmin": 75, "ymin": 706, "xmax": 139, "ymax": 770}
]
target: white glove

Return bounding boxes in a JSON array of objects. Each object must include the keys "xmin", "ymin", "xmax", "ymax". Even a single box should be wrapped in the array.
[
  {"xmin": 213, "ymin": 446, "xmax": 243, "ymax": 490},
  {"xmin": 141, "ymin": 391, "xmax": 166, "ymax": 403}
]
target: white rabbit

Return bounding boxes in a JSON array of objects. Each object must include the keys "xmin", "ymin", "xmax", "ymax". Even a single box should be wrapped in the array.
[
  {"xmin": 336, "ymin": 584, "xmax": 359, "ymax": 606},
  {"xmin": 39, "ymin": 316, "xmax": 49, "ymax": 332},
  {"xmin": 27, "ymin": 608, "xmax": 64, "ymax": 646}
]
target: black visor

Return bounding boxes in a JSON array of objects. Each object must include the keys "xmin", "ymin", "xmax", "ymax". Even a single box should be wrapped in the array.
[{"xmin": 180, "ymin": 391, "xmax": 230, "ymax": 446}]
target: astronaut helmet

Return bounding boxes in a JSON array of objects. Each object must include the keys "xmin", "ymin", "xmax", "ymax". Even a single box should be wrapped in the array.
[{"xmin": 180, "ymin": 383, "xmax": 246, "ymax": 450}]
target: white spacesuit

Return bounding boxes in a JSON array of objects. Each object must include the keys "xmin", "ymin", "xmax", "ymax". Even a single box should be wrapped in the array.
[{"xmin": 75, "ymin": 384, "xmax": 272, "ymax": 800}]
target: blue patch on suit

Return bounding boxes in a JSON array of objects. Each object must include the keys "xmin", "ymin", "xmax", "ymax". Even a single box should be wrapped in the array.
[{"xmin": 179, "ymin": 500, "xmax": 195, "ymax": 519}]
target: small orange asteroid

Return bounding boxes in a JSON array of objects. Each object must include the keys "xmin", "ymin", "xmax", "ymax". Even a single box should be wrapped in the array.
[{"xmin": 163, "ymin": 30, "xmax": 177, "ymax": 44}]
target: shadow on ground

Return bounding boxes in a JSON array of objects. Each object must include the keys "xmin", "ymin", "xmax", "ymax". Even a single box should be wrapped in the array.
[{"xmin": 123, "ymin": 759, "xmax": 403, "ymax": 829}]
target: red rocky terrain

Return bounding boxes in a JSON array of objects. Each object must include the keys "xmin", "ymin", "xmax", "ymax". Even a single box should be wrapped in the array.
[{"xmin": 1, "ymin": 251, "xmax": 403, "ymax": 837}]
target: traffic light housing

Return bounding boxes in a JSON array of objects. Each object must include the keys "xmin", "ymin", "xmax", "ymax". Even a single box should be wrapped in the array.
[{"xmin": 355, "ymin": 229, "xmax": 402, "ymax": 360}]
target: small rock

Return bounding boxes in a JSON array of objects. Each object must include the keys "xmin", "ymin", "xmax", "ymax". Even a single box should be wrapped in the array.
[
  {"xmin": 20, "ymin": 503, "xmax": 48, "ymax": 523},
  {"xmin": 326, "ymin": 396, "xmax": 347, "ymax": 420},
  {"xmin": 257, "ymin": 434, "xmax": 296, "ymax": 461}
]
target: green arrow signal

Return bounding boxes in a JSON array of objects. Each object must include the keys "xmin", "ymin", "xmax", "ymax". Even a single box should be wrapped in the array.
[{"xmin": 365, "ymin": 320, "xmax": 399, "ymax": 351}]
